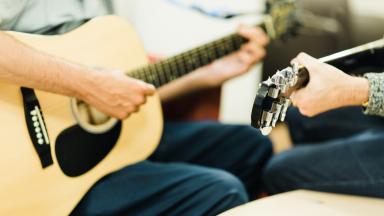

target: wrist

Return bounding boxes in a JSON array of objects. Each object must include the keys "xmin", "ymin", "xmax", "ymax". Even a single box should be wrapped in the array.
[
  {"xmin": 344, "ymin": 76, "xmax": 369, "ymax": 106},
  {"xmin": 68, "ymin": 66, "xmax": 101, "ymax": 101}
]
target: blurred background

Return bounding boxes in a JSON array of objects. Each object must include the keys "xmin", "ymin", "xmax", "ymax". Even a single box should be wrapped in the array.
[{"xmin": 112, "ymin": 0, "xmax": 384, "ymax": 124}]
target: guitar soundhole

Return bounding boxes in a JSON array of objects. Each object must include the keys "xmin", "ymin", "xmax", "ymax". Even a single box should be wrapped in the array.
[{"xmin": 55, "ymin": 122, "xmax": 122, "ymax": 177}]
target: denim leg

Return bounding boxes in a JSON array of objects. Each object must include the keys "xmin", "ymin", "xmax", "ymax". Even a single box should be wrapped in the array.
[
  {"xmin": 286, "ymin": 107, "xmax": 384, "ymax": 144},
  {"xmin": 150, "ymin": 121, "xmax": 273, "ymax": 197},
  {"xmin": 72, "ymin": 161, "xmax": 248, "ymax": 216},
  {"xmin": 263, "ymin": 130, "xmax": 384, "ymax": 198}
]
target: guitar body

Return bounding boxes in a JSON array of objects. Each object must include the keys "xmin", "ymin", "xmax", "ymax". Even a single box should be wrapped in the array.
[{"xmin": 0, "ymin": 16, "xmax": 163, "ymax": 215}]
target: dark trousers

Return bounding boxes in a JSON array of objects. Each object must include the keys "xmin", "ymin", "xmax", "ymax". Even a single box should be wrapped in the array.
[
  {"xmin": 72, "ymin": 121, "xmax": 272, "ymax": 216},
  {"xmin": 263, "ymin": 107, "xmax": 384, "ymax": 198}
]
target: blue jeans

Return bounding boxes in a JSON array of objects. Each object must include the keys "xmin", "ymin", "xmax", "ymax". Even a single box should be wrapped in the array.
[
  {"xmin": 72, "ymin": 121, "xmax": 272, "ymax": 216},
  {"xmin": 263, "ymin": 107, "xmax": 384, "ymax": 198}
]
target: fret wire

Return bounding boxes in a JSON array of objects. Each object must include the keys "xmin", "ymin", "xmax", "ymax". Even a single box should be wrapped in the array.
[
  {"xmin": 184, "ymin": 52, "xmax": 195, "ymax": 72},
  {"xmin": 148, "ymin": 65, "xmax": 161, "ymax": 87},
  {"xmin": 158, "ymin": 60, "xmax": 171, "ymax": 82},
  {"xmin": 185, "ymin": 52, "xmax": 198, "ymax": 71},
  {"xmin": 170, "ymin": 58, "xmax": 180, "ymax": 79},
  {"xmin": 167, "ymin": 56, "xmax": 180, "ymax": 78},
  {"xmin": 154, "ymin": 63, "xmax": 166, "ymax": 86},
  {"xmin": 215, "ymin": 39, "xmax": 229, "ymax": 57},
  {"xmin": 184, "ymin": 48, "xmax": 200, "ymax": 68},
  {"xmin": 181, "ymin": 53, "xmax": 190, "ymax": 73},
  {"xmin": 180, "ymin": 53, "xmax": 190, "ymax": 73},
  {"xmin": 186, "ymin": 49, "xmax": 201, "ymax": 70},
  {"xmin": 176, "ymin": 55, "xmax": 187, "ymax": 76},
  {"xmin": 164, "ymin": 60, "xmax": 177, "ymax": 83},
  {"xmin": 198, "ymin": 45, "xmax": 211, "ymax": 65},
  {"xmin": 139, "ymin": 68, "xmax": 149, "ymax": 81},
  {"xmin": 224, "ymin": 35, "xmax": 238, "ymax": 52},
  {"xmin": 163, "ymin": 60, "xmax": 176, "ymax": 81},
  {"xmin": 130, "ymin": 69, "xmax": 144, "ymax": 81},
  {"xmin": 176, "ymin": 54, "xmax": 189, "ymax": 76},
  {"xmin": 139, "ymin": 67, "xmax": 152, "ymax": 85},
  {"xmin": 224, "ymin": 37, "xmax": 235, "ymax": 53},
  {"xmin": 153, "ymin": 63, "xmax": 163, "ymax": 86}
]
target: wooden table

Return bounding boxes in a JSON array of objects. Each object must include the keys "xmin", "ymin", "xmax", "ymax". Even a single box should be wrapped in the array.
[{"xmin": 220, "ymin": 190, "xmax": 384, "ymax": 216}]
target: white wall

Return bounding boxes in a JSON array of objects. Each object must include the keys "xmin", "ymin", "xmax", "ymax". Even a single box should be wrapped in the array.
[{"xmin": 349, "ymin": 0, "xmax": 384, "ymax": 18}]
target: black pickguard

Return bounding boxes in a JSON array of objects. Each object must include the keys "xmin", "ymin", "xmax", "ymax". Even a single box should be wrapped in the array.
[{"xmin": 55, "ymin": 122, "xmax": 122, "ymax": 177}]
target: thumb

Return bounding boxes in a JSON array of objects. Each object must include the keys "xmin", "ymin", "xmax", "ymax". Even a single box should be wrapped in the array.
[
  {"xmin": 138, "ymin": 80, "xmax": 156, "ymax": 95},
  {"xmin": 291, "ymin": 52, "xmax": 319, "ymax": 76}
]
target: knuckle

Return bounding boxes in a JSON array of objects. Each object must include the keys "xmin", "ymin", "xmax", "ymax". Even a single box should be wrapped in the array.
[
  {"xmin": 135, "ymin": 96, "xmax": 146, "ymax": 105},
  {"xmin": 132, "ymin": 106, "xmax": 139, "ymax": 113},
  {"xmin": 127, "ymin": 106, "xmax": 135, "ymax": 114},
  {"xmin": 117, "ymin": 112, "xmax": 127, "ymax": 120}
]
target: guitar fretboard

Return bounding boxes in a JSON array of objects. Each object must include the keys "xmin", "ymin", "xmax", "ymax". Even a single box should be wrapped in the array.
[{"xmin": 128, "ymin": 23, "xmax": 267, "ymax": 87}]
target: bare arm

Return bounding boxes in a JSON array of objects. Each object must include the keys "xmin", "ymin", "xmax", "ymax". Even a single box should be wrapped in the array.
[
  {"xmin": 157, "ymin": 26, "xmax": 269, "ymax": 102},
  {"xmin": 0, "ymin": 32, "xmax": 155, "ymax": 119}
]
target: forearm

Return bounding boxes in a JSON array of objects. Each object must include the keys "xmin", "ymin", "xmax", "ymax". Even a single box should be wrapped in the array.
[
  {"xmin": 363, "ymin": 72, "xmax": 384, "ymax": 117},
  {"xmin": 0, "ymin": 32, "xmax": 97, "ymax": 98}
]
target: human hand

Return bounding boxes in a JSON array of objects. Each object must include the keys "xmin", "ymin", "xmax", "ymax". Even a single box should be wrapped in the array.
[
  {"xmin": 78, "ymin": 70, "xmax": 155, "ymax": 120},
  {"xmin": 194, "ymin": 26, "xmax": 269, "ymax": 87},
  {"xmin": 290, "ymin": 53, "xmax": 369, "ymax": 117}
]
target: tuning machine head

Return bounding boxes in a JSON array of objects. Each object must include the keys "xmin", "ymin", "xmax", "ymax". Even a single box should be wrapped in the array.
[{"xmin": 251, "ymin": 64, "xmax": 302, "ymax": 135}]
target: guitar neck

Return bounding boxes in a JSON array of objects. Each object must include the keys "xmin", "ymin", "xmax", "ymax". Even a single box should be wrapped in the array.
[
  {"xmin": 128, "ymin": 23, "xmax": 267, "ymax": 87},
  {"xmin": 320, "ymin": 38, "xmax": 384, "ymax": 74}
]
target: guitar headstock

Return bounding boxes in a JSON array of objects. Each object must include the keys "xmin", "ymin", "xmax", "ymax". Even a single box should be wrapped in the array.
[
  {"xmin": 251, "ymin": 63, "xmax": 309, "ymax": 135},
  {"xmin": 264, "ymin": 0, "xmax": 301, "ymax": 40}
]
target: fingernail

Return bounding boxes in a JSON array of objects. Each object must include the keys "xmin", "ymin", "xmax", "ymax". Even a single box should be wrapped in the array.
[{"xmin": 147, "ymin": 84, "xmax": 155, "ymax": 90}]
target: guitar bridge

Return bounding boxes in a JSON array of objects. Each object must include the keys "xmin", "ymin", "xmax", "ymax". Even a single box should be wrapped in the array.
[{"xmin": 21, "ymin": 87, "xmax": 53, "ymax": 168}]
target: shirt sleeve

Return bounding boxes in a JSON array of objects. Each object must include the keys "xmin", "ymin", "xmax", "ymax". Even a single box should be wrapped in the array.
[{"xmin": 363, "ymin": 72, "xmax": 384, "ymax": 117}]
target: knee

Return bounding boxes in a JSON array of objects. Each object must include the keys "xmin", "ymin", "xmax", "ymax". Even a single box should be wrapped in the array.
[
  {"xmin": 262, "ymin": 153, "xmax": 296, "ymax": 194},
  {"xmin": 201, "ymin": 169, "xmax": 248, "ymax": 212},
  {"xmin": 211, "ymin": 170, "xmax": 248, "ymax": 202}
]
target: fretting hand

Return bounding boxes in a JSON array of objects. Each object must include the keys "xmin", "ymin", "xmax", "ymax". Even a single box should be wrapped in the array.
[
  {"xmin": 290, "ymin": 53, "xmax": 369, "ymax": 117},
  {"xmin": 157, "ymin": 26, "xmax": 269, "ymax": 102},
  {"xmin": 193, "ymin": 26, "xmax": 269, "ymax": 87}
]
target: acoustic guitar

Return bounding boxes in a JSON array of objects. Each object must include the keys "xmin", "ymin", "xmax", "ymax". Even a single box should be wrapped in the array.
[{"xmin": 0, "ymin": 1, "xmax": 298, "ymax": 215}]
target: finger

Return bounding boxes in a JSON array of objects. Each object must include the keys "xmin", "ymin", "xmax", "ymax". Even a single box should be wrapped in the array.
[
  {"xmin": 241, "ymin": 43, "xmax": 266, "ymax": 61},
  {"xmin": 239, "ymin": 26, "xmax": 269, "ymax": 46},
  {"xmin": 237, "ymin": 51, "xmax": 254, "ymax": 65},
  {"xmin": 132, "ymin": 95, "xmax": 146, "ymax": 105},
  {"xmin": 144, "ymin": 84, "xmax": 156, "ymax": 95},
  {"xmin": 137, "ymin": 80, "xmax": 156, "ymax": 95},
  {"xmin": 111, "ymin": 110, "xmax": 129, "ymax": 120}
]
